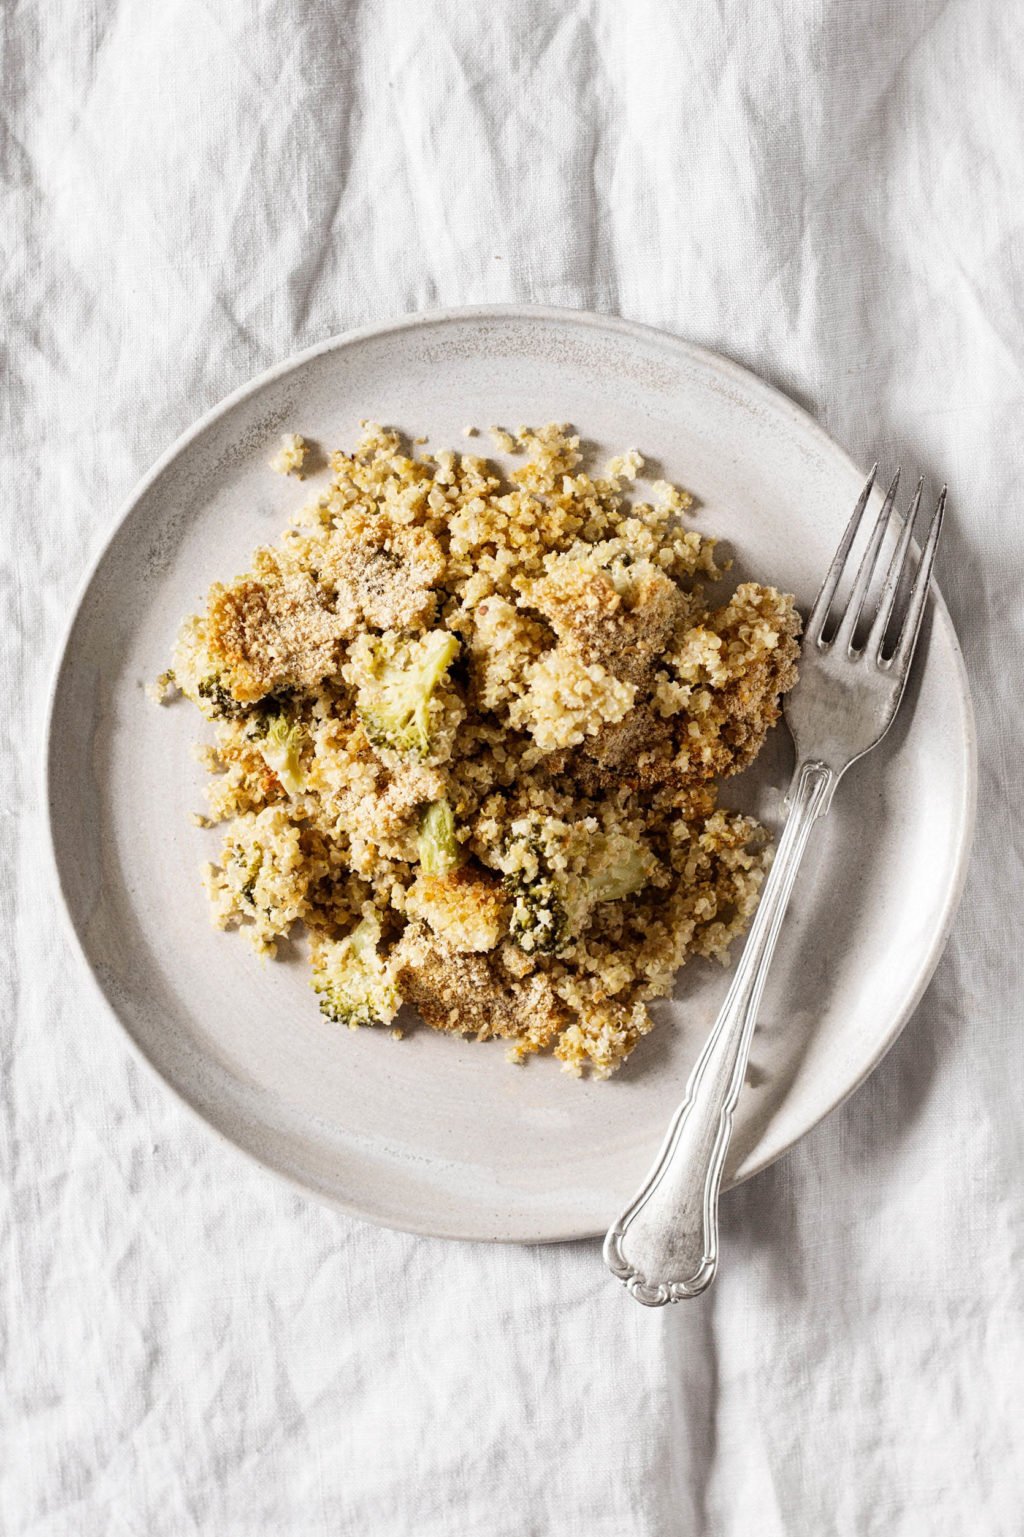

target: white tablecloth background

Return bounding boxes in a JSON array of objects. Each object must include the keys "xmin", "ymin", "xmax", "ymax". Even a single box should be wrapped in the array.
[{"xmin": 4, "ymin": 2, "xmax": 1022, "ymax": 1532}]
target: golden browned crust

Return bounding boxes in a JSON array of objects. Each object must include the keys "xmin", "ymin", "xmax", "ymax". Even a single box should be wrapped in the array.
[
  {"xmin": 530, "ymin": 561, "xmax": 685, "ymax": 688},
  {"xmin": 394, "ymin": 924, "xmax": 567, "ymax": 1044},
  {"xmin": 320, "ymin": 511, "xmax": 445, "ymax": 632},
  {"xmin": 205, "ymin": 552, "xmax": 355, "ymax": 702},
  {"xmin": 405, "ymin": 864, "xmax": 509, "ymax": 953}
]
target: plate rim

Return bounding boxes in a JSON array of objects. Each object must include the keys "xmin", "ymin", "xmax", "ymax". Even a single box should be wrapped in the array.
[{"xmin": 42, "ymin": 303, "xmax": 978, "ymax": 1242}]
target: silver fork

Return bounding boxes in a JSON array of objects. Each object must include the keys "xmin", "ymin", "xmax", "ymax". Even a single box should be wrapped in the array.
[{"xmin": 603, "ymin": 468, "xmax": 946, "ymax": 1306}]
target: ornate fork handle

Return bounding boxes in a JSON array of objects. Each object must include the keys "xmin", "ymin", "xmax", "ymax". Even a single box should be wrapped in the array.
[{"xmin": 603, "ymin": 758, "xmax": 836, "ymax": 1306}]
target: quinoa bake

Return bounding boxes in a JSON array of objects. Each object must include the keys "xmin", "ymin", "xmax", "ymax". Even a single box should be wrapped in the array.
[{"xmin": 156, "ymin": 423, "xmax": 800, "ymax": 1077}]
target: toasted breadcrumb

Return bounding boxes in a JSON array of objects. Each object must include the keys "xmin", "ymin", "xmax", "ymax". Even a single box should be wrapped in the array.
[
  {"xmin": 200, "ymin": 555, "xmax": 355, "ymax": 701},
  {"xmin": 406, "ymin": 866, "xmax": 509, "ymax": 953},
  {"xmin": 160, "ymin": 423, "xmax": 800, "ymax": 1076}
]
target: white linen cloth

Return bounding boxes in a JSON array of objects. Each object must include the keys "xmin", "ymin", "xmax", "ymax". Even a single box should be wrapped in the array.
[{"xmin": 3, "ymin": 1, "xmax": 1022, "ymax": 1531}]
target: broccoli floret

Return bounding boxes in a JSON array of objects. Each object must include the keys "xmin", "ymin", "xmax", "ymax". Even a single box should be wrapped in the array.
[
  {"xmin": 493, "ymin": 818, "xmax": 572, "ymax": 955},
  {"xmin": 355, "ymin": 630, "xmax": 459, "ymax": 757},
  {"xmin": 494, "ymin": 816, "xmax": 657, "ymax": 955},
  {"xmin": 197, "ymin": 674, "xmax": 247, "ymax": 721},
  {"xmin": 258, "ymin": 712, "xmax": 307, "ymax": 797},
  {"xmin": 234, "ymin": 844, "xmax": 264, "ymax": 908},
  {"xmin": 504, "ymin": 861, "xmax": 570, "ymax": 955},
  {"xmin": 417, "ymin": 799, "xmax": 459, "ymax": 877},
  {"xmin": 311, "ymin": 910, "xmax": 400, "ymax": 1029},
  {"xmin": 584, "ymin": 832, "xmax": 657, "ymax": 904}
]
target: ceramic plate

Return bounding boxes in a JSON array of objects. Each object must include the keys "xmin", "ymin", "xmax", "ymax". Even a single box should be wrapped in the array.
[{"xmin": 45, "ymin": 307, "xmax": 976, "ymax": 1241}]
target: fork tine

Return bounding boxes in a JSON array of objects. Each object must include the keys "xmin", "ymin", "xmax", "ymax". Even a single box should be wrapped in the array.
[
  {"xmin": 866, "ymin": 478, "xmax": 923, "ymax": 660},
  {"xmin": 887, "ymin": 487, "xmax": 946, "ymax": 675},
  {"xmin": 806, "ymin": 465, "xmax": 877, "ymax": 644},
  {"xmin": 833, "ymin": 469, "xmax": 901, "ymax": 650}
]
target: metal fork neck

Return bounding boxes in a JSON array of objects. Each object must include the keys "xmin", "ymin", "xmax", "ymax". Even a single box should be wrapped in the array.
[{"xmin": 786, "ymin": 757, "xmax": 839, "ymax": 817}]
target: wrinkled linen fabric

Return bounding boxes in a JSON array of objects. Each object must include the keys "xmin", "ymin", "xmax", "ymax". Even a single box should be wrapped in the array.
[{"xmin": 2, "ymin": 1, "xmax": 1022, "ymax": 1532}]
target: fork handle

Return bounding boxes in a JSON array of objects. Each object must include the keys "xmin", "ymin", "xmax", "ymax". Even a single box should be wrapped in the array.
[{"xmin": 603, "ymin": 759, "xmax": 836, "ymax": 1305}]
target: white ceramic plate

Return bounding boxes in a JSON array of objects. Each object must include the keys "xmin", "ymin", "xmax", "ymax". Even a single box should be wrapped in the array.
[{"xmin": 46, "ymin": 307, "xmax": 975, "ymax": 1242}]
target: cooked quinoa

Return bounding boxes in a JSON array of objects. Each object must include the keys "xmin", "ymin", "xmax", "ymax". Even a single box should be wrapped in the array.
[
  {"xmin": 160, "ymin": 423, "xmax": 800, "ymax": 1077},
  {"xmin": 270, "ymin": 432, "xmax": 309, "ymax": 478}
]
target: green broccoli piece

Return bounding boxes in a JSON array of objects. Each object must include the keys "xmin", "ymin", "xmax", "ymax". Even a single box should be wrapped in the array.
[
  {"xmin": 583, "ymin": 832, "xmax": 658, "ymax": 904},
  {"xmin": 356, "ymin": 630, "xmax": 459, "ymax": 757},
  {"xmin": 234, "ymin": 844, "xmax": 264, "ymax": 908},
  {"xmin": 311, "ymin": 910, "xmax": 400, "ymax": 1029},
  {"xmin": 505, "ymin": 861, "xmax": 570, "ymax": 955},
  {"xmin": 495, "ymin": 817, "xmax": 656, "ymax": 955},
  {"xmin": 258, "ymin": 712, "xmax": 306, "ymax": 797},
  {"xmin": 417, "ymin": 799, "xmax": 459, "ymax": 877},
  {"xmin": 197, "ymin": 674, "xmax": 247, "ymax": 720},
  {"xmin": 493, "ymin": 817, "xmax": 572, "ymax": 955}
]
